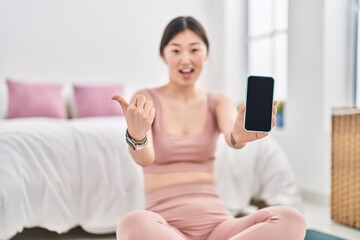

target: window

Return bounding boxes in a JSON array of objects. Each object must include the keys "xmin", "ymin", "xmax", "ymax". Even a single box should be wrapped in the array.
[{"xmin": 247, "ymin": 0, "xmax": 288, "ymax": 101}]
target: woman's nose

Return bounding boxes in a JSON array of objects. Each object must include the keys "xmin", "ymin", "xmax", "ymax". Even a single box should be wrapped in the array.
[{"xmin": 179, "ymin": 52, "xmax": 191, "ymax": 63}]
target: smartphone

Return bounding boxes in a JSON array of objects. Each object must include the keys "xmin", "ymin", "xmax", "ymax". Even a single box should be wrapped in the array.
[{"xmin": 244, "ymin": 76, "xmax": 275, "ymax": 132}]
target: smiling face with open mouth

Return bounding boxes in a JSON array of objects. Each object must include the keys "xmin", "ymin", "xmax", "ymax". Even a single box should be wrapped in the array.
[{"xmin": 162, "ymin": 29, "xmax": 208, "ymax": 86}]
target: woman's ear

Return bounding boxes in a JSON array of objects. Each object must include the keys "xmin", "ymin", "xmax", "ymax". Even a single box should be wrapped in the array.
[
  {"xmin": 204, "ymin": 48, "xmax": 209, "ymax": 60},
  {"xmin": 161, "ymin": 53, "xmax": 168, "ymax": 64},
  {"xmin": 204, "ymin": 52, "xmax": 209, "ymax": 61}
]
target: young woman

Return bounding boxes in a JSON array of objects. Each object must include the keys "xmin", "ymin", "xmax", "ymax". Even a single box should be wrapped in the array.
[{"xmin": 112, "ymin": 16, "xmax": 306, "ymax": 240}]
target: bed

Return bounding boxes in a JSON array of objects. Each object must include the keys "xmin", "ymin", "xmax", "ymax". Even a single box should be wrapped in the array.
[{"xmin": 0, "ymin": 117, "xmax": 301, "ymax": 240}]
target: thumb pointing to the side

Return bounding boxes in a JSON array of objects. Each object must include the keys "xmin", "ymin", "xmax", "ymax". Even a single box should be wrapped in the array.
[{"xmin": 111, "ymin": 95, "xmax": 129, "ymax": 113}]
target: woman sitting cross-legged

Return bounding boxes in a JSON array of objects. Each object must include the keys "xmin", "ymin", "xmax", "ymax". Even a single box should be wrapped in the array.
[{"xmin": 112, "ymin": 16, "xmax": 306, "ymax": 240}]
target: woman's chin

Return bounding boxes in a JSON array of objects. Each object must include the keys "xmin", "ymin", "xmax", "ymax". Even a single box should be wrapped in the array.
[
  {"xmin": 170, "ymin": 77, "xmax": 196, "ymax": 86},
  {"xmin": 180, "ymin": 79, "xmax": 197, "ymax": 86}
]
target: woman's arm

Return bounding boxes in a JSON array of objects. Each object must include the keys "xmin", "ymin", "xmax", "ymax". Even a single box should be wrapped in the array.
[
  {"xmin": 215, "ymin": 93, "xmax": 277, "ymax": 149},
  {"xmin": 112, "ymin": 90, "xmax": 155, "ymax": 167},
  {"xmin": 127, "ymin": 130, "xmax": 155, "ymax": 167},
  {"xmin": 215, "ymin": 94, "xmax": 246, "ymax": 149}
]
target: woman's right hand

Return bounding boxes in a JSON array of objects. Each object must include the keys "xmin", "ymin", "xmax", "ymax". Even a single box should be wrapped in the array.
[{"xmin": 111, "ymin": 95, "xmax": 155, "ymax": 141}]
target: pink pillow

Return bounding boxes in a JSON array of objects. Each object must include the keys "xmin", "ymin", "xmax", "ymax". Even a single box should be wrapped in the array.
[
  {"xmin": 6, "ymin": 79, "xmax": 65, "ymax": 119},
  {"xmin": 73, "ymin": 84, "xmax": 124, "ymax": 118}
]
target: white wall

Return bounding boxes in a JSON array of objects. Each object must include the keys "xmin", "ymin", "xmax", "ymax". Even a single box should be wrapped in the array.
[
  {"xmin": 0, "ymin": 0, "xmax": 215, "ymax": 117},
  {"xmin": 274, "ymin": 0, "xmax": 328, "ymax": 197},
  {"xmin": 222, "ymin": 0, "xmax": 248, "ymax": 104}
]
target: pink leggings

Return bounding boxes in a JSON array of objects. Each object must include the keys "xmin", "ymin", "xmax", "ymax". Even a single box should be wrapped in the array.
[{"xmin": 117, "ymin": 183, "xmax": 306, "ymax": 240}]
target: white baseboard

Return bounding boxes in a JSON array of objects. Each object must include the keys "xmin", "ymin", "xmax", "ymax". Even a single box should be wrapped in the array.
[{"xmin": 301, "ymin": 189, "xmax": 330, "ymax": 205}]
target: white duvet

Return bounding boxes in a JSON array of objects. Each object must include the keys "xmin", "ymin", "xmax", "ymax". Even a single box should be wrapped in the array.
[
  {"xmin": 0, "ymin": 117, "xmax": 301, "ymax": 240},
  {"xmin": 0, "ymin": 117, "xmax": 144, "ymax": 240}
]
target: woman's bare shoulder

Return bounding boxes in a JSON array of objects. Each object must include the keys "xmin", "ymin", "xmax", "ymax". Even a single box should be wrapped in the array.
[
  {"xmin": 131, "ymin": 88, "xmax": 153, "ymax": 101},
  {"xmin": 211, "ymin": 92, "xmax": 233, "ymax": 108},
  {"xmin": 131, "ymin": 86, "xmax": 163, "ymax": 103}
]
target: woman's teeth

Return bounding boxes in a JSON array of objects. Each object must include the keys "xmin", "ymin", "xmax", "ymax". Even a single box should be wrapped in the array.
[{"xmin": 179, "ymin": 69, "xmax": 193, "ymax": 73}]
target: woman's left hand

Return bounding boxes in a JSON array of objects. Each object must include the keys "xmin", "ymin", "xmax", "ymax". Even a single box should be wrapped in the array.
[{"xmin": 231, "ymin": 101, "xmax": 278, "ymax": 146}]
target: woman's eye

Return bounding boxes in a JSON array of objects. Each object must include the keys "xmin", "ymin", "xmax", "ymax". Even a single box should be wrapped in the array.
[
  {"xmin": 192, "ymin": 49, "xmax": 200, "ymax": 53},
  {"xmin": 172, "ymin": 49, "xmax": 180, "ymax": 54}
]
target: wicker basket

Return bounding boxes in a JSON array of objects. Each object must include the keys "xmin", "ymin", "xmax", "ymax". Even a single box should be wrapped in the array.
[{"xmin": 331, "ymin": 108, "xmax": 360, "ymax": 228}]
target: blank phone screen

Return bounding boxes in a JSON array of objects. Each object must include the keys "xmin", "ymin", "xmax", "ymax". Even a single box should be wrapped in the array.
[{"xmin": 244, "ymin": 76, "xmax": 274, "ymax": 132}]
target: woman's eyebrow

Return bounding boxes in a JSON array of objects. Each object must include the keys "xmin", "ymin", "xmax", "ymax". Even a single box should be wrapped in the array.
[
  {"xmin": 169, "ymin": 43, "xmax": 181, "ymax": 47},
  {"xmin": 169, "ymin": 42, "xmax": 201, "ymax": 47}
]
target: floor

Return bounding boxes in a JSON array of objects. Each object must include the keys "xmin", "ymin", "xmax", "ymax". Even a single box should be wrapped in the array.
[
  {"xmin": 302, "ymin": 196, "xmax": 360, "ymax": 240},
  {"xmin": 11, "ymin": 198, "xmax": 360, "ymax": 240}
]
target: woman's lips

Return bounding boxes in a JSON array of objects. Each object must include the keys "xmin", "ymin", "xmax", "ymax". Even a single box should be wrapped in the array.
[{"xmin": 179, "ymin": 68, "xmax": 194, "ymax": 79}]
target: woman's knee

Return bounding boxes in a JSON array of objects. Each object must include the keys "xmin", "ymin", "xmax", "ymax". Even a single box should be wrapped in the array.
[
  {"xmin": 281, "ymin": 206, "xmax": 306, "ymax": 226},
  {"xmin": 268, "ymin": 206, "xmax": 307, "ymax": 231},
  {"xmin": 117, "ymin": 210, "xmax": 163, "ymax": 239}
]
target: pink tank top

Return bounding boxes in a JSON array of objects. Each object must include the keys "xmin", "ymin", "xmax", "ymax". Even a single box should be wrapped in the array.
[{"xmin": 143, "ymin": 89, "xmax": 220, "ymax": 173}]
